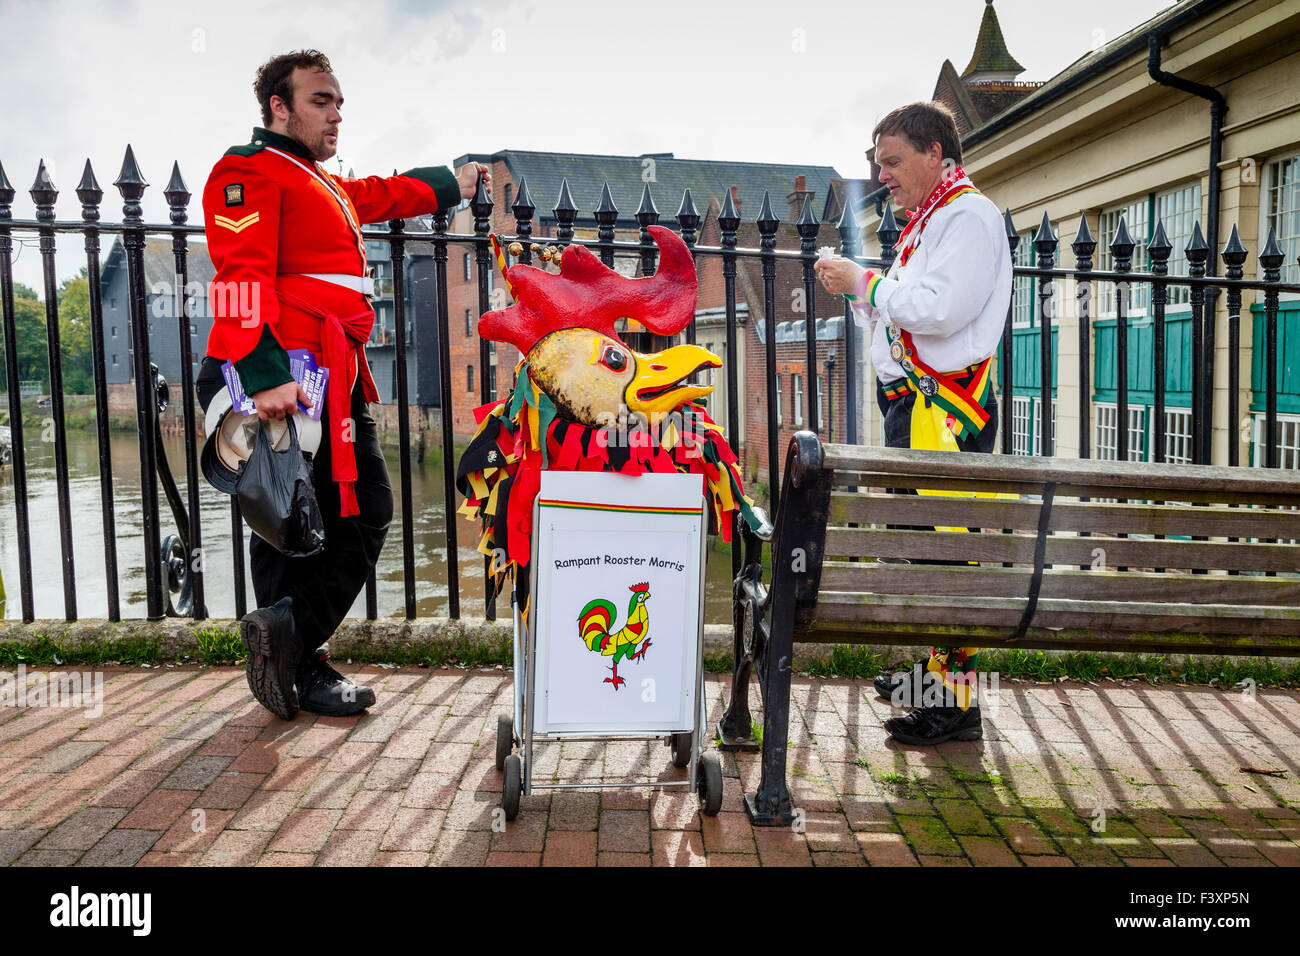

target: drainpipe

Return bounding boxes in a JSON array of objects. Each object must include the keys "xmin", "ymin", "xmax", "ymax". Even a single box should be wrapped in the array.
[{"xmin": 1148, "ymin": 33, "xmax": 1226, "ymax": 464}]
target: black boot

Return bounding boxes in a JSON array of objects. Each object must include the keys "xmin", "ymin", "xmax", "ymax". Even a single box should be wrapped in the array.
[
  {"xmin": 297, "ymin": 647, "xmax": 376, "ymax": 716},
  {"xmin": 884, "ymin": 705, "xmax": 982, "ymax": 746},
  {"xmin": 874, "ymin": 662, "xmax": 926, "ymax": 705},
  {"xmin": 239, "ymin": 596, "xmax": 302, "ymax": 721}
]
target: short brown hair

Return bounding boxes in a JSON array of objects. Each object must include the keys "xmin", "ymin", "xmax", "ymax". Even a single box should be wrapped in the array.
[
  {"xmin": 872, "ymin": 102, "xmax": 962, "ymax": 165},
  {"xmin": 253, "ymin": 50, "xmax": 333, "ymax": 126}
]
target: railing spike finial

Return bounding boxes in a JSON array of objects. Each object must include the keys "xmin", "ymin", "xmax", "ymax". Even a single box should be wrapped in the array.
[
  {"xmin": 1110, "ymin": 214, "xmax": 1135, "ymax": 267},
  {"xmin": 635, "ymin": 181, "xmax": 657, "ymax": 220},
  {"xmin": 1259, "ymin": 226, "xmax": 1284, "ymax": 274},
  {"xmin": 30, "ymin": 159, "xmax": 58, "ymax": 221},
  {"xmin": 1071, "ymin": 212, "xmax": 1095, "ymax": 256},
  {"xmin": 718, "ymin": 185, "xmax": 740, "ymax": 229},
  {"xmin": 594, "ymin": 179, "xmax": 617, "ymax": 216},
  {"xmin": 1032, "ymin": 210, "xmax": 1056, "ymax": 253},
  {"xmin": 1221, "ymin": 222, "xmax": 1248, "ymax": 270},
  {"xmin": 1147, "ymin": 219, "xmax": 1172, "ymax": 268},
  {"xmin": 1003, "ymin": 207, "xmax": 1017, "ymax": 240},
  {"xmin": 164, "ymin": 161, "xmax": 191, "ymax": 225},
  {"xmin": 1186, "ymin": 219, "xmax": 1208, "ymax": 255},
  {"xmin": 0, "ymin": 159, "xmax": 14, "ymax": 206},
  {"xmin": 553, "ymin": 177, "xmax": 576, "ymax": 245},
  {"xmin": 876, "ymin": 202, "xmax": 900, "ymax": 255},
  {"xmin": 77, "ymin": 159, "xmax": 103, "ymax": 223},
  {"xmin": 512, "ymin": 174, "xmax": 534, "ymax": 220},
  {"xmin": 796, "ymin": 194, "xmax": 820, "ymax": 233},
  {"xmin": 675, "ymin": 187, "xmax": 700, "ymax": 247},
  {"xmin": 756, "ymin": 189, "xmax": 779, "ymax": 233}
]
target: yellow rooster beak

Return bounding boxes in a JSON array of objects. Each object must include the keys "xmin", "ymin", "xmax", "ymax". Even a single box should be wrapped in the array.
[{"xmin": 624, "ymin": 343, "xmax": 721, "ymax": 418}]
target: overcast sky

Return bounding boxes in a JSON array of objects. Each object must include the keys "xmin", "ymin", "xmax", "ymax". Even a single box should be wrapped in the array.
[{"xmin": 1, "ymin": 0, "xmax": 1175, "ymax": 293}]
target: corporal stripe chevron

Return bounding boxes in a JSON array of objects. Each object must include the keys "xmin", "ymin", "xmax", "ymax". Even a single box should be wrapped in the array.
[{"xmin": 213, "ymin": 211, "xmax": 260, "ymax": 233}]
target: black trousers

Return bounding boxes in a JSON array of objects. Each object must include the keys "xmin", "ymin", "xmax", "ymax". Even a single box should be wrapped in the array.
[{"xmin": 196, "ymin": 357, "xmax": 392, "ymax": 662}]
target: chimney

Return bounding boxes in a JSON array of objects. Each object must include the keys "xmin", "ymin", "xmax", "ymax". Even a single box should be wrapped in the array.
[
  {"xmin": 787, "ymin": 174, "xmax": 814, "ymax": 220},
  {"xmin": 731, "ymin": 185, "xmax": 742, "ymax": 213}
]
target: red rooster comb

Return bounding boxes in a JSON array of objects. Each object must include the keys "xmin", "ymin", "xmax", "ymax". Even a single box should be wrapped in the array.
[
  {"xmin": 629, "ymin": 582, "xmax": 650, "ymax": 593},
  {"xmin": 478, "ymin": 225, "xmax": 698, "ymax": 355}
]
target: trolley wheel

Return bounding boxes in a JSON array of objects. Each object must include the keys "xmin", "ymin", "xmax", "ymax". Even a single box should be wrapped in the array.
[
  {"xmin": 502, "ymin": 754, "xmax": 522, "ymax": 821},
  {"xmin": 697, "ymin": 751, "xmax": 723, "ymax": 817},
  {"xmin": 670, "ymin": 732, "xmax": 693, "ymax": 768},
  {"xmin": 495, "ymin": 714, "xmax": 513, "ymax": 770}
]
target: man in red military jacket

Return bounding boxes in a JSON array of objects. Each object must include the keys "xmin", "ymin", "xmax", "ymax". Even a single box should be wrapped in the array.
[{"xmin": 197, "ymin": 49, "xmax": 489, "ymax": 720}]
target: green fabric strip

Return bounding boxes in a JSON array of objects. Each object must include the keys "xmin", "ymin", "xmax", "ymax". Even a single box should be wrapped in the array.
[
  {"xmin": 401, "ymin": 166, "xmax": 461, "ymax": 213},
  {"xmin": 233, "ymin": 325, "xmax": 293, "ymax": 395}
]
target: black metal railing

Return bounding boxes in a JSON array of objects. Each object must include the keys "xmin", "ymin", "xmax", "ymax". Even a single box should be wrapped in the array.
[{"xmin": 0, "ymin": 145, "xmax": 1296, "ymax": 624}]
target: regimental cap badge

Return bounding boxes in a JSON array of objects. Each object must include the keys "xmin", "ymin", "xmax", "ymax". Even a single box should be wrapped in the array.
[{"xmin": 225, "ymin": 183, "xmax": 244, "ymax": 207}]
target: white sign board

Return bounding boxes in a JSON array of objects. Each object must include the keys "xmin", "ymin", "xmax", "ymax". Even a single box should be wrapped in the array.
[{"xmin": 529, "ymin": 471, "xmax": 705, "ymax": 736}]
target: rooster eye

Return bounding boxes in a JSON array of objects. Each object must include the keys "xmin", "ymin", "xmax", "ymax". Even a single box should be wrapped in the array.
[{"xmin": 602, "ymin": 347, "xmax": 627, "ymax": 370}]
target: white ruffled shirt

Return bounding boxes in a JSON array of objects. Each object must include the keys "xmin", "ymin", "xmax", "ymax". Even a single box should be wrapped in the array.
[{"xmin": 852, "ymin": 192, "xmax": 1012, "ymax": 384}]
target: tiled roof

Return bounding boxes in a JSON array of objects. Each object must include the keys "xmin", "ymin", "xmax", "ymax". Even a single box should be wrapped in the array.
[{"xmin": 101, "ymin": 237, "xmax": 216, "ymax": 292}]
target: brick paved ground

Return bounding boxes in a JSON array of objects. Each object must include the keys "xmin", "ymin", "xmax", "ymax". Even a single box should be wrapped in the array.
[{"xmin": 1, "ymin": 665, "xmax": 1298, "ymax": 866}]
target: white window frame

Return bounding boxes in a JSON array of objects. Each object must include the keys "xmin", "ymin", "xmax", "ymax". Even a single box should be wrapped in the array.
[
  {"xmin": 1154, "ymin": 181, "xmax": 1203, "ymax": 308},
  {"xmin": 1252, "ymin": 412, "xmax": 1300, "ymax": 470},
  {"xmin": 775, "ymin": 376, "xmax": 783, "ymax": 426},
  {"xmin": 1261, "ymin": 152, "xmax": 1300, "ymax": 295},
  {"xmin": 792, "ymin": 373, "xmax": 803, "ymax": 426},
  {"xmin": 1094, "ymin": 402, "xmax": 1146, "ymax": 462},
  {"xmin": 1011, "ymin": 394, "xmax": 1033, "ymax": 456},
  {"xmin": 817, "ymin": 375, "xmax": 825, "ymax": 432},
  {"xmin": 1157, "ymin": 406, "xmax": 1194, "ymax": 465},
  {"xmin": 1097, "ymin": 199, "xmax": 1151, "ymax": 319}
]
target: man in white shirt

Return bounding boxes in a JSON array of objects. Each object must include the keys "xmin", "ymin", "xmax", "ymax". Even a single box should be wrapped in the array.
[{"xmin": 815, "ymin": 101, "xmax": 1012, "ymax": 746}]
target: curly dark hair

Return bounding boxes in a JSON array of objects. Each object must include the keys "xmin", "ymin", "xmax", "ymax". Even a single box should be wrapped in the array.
[
  {"xmin": 253, "ymin": 50, "xmax": 333, "ymax": 126},
  {"xmin": 872, "ymin": 102, "xmax": 962, "ymax": 165}
]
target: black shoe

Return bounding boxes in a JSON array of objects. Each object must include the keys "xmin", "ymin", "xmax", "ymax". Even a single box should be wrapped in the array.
[
  {"xmin": 885, "ymin": 706, "xmax": 982, "ymax": 746},
  {"xmin": 874, "ymin": 663, "xmax": 926, "ymax": 704},
  {"xmin": 240, "ymin": 597, "xmax": 302, "ymax": 721},
  {"xmin": 297, "ymin": 648, "xmax": 376, "ymax": 716}
]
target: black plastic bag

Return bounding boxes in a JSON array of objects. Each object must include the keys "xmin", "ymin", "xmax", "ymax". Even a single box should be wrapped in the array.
[{"xmin": 235, "ymin": 417, "xmax": 326, "ymax": 557}]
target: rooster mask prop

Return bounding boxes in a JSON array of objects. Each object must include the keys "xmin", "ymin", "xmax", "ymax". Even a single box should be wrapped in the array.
[{"xmin": 456, "ymin": 225, "xmax": 760, "ymax": 615}]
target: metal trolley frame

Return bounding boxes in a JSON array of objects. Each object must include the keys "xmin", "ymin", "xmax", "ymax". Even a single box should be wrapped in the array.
[{"xmin": 493, "ymin": 494, "xmax": 723, "ymax": 820}]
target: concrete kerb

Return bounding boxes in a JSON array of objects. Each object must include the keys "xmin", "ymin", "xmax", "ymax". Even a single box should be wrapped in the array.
[
  {"xmin": 0, "ymin": 618, "xmax": 906, "ymax": 669},
  {"xmin": 2, "ymin": 619, "xmax": 1287, "ymax": 676}
]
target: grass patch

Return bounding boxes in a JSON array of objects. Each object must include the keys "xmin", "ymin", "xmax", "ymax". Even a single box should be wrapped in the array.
[
  {"xmin": 805, "ymin": 645, "xmax": 891, "ymax": 680},
  {"xmin": 0, "ymin": 634, "xmax": 166, "ymax": 667},
  {"xmin": 190, "ymin": 625, "xmax": 243, "ymax": 665},
  {"xmin": 791, "ymin": 645, "xmax": 1300, "ymax": 689},
  {"xmin": 981, "ymin": 649, "xmax": 1300, "ymax": 689}
]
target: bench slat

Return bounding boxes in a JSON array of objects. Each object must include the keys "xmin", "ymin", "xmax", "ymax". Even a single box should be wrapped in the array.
[
  {"xmin": 820, "ymin": 561, "xmax": 1300, "ymax": 605},
  {"xmin": 809, "ymin": 591, "xmax": 1300, "ymax": 637},
  {"xmin": 824, "ymin": 527, "xmax": 1300, "ymax": 573},
  {"xmin": 822, "ymin": 445, "xmax": 1300, "ymax": 501},
  {"xmin": 827, "ymin": 473, "xmax": 1298, "ymax": 506},
  {"xmin": 829, "ymin": 492, "xmax": 1300, "ymax": 540}
]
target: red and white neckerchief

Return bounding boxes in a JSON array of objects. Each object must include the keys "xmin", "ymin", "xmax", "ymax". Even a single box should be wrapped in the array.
[{"xmin": 893, "ymin": 163, "xmax": 977, "ymax": 268}]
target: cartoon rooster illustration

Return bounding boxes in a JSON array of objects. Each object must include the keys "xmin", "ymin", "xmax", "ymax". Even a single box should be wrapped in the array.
[{"xmin": 578, "ymin": 582, "xmax": 651, "ymax": 689}]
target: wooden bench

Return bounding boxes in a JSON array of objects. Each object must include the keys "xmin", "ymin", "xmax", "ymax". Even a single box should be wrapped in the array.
[{"xmin": 722, "ymin": 432, "xmax": 1300, "ymax": 825}]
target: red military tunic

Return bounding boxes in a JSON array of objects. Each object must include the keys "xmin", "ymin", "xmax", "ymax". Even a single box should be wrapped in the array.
[{"xmin": 202, "ymin": 126, "xmax": 461, "ymax": 516}]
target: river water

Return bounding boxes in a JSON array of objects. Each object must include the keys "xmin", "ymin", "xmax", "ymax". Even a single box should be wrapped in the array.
[{"xmin": 0, "ymin": 426, "xmax": 736, "ymax": 624}]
